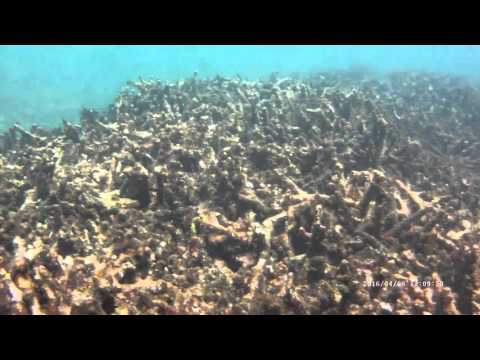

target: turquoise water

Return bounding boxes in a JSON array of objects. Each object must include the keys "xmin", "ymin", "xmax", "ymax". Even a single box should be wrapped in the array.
[{"xmin": 1, "ymin": 45, "xmax": 479, "ymax": 130}]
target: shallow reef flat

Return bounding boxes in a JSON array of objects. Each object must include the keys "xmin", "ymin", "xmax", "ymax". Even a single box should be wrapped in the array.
[{"xmin": 1, "ymin": 71, "xmax": 480, "ymax": 315}]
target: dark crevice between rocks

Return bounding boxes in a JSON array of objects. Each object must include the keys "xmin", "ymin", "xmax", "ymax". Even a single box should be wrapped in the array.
[
  {"xmin": 95, "ymin": 288, "xmax": 117, "ymax": 315},
  {"xmin": 451, "ymin": 250, "xmax": 475, "ymax": 315},
  {"xmin": 120, "ymin": 172, "xmax": 151, "ymax": 209}
]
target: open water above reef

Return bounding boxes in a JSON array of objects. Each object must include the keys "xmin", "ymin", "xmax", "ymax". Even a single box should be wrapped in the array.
[{"xmin": 1, "ymin": 45, "xmax": 480, "ymax": 130}]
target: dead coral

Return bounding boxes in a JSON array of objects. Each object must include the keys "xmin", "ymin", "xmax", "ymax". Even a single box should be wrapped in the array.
[{"xmin": 1, "ymin": 71, "xmax": 480, "ymax": 314}]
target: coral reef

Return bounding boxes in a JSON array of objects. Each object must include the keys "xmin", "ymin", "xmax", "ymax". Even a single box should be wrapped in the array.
[{"xmin": 1, "ymin": 71, "xmax": 480, "ymax": 314}]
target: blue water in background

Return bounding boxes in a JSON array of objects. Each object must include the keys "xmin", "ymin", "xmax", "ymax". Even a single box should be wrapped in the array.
[{"xmin": 0, "ymin": 45, "xmax": 479, "ymax": 130}]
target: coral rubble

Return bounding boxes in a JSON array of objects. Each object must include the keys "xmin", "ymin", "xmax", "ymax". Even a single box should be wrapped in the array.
[{"xmin": 1, "ymin": 71, "xmax": 480, "ymax": 315}]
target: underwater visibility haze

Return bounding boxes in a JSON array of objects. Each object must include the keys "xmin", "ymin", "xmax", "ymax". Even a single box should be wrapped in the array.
[
  {"xmin": 1, "ymin": 45, "xmax": 480, "ymax": 129},
  {"xmin": 1, "ymin": 45, "xmax": 480, "ymax": 315}
]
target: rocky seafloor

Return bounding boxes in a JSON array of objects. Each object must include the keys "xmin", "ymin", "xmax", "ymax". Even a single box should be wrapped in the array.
[{"xmin": 1, "ymin": 71, "xmax": 480, "ymax": 315}]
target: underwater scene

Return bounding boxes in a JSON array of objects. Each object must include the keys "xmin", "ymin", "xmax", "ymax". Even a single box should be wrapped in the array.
[{"xmin": 1, "ymin": 45, "xmax": 480, "ymax": 315}]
